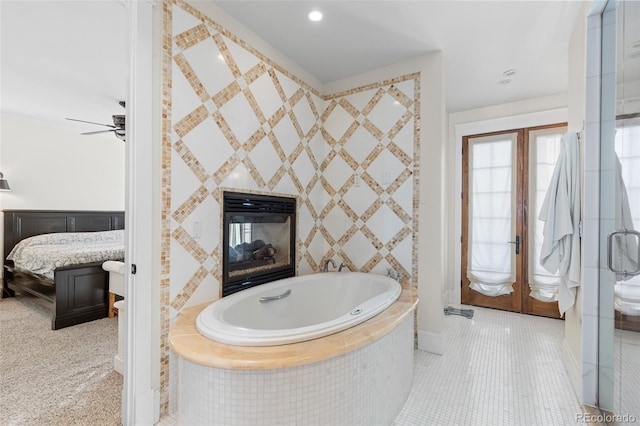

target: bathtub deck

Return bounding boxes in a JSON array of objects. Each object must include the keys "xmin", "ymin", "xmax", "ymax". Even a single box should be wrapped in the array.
[{"xmin": 169, "ymin": 287, "xmax": 418, "ymax": 369}]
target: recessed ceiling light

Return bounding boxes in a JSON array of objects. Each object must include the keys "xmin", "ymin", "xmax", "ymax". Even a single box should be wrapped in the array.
[
  {"xmin": 503, "ymin": 69, "xmax": 518, "ymax": 77},
  {"xmin": 308, "ymin": 10, "xmax": 323, "ymax": 22},
  {"xmin": 497, "ymin": 79, "xmax": 512, "ymax": 85}
]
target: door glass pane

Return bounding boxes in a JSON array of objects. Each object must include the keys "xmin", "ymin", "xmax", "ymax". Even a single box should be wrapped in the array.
[
  {"xmin": 528, "ymin": 128, "xmax": 565, "ymax": 302},
  {"xmin": 467, "ymin": 133, "xmax": 517, "ymax": 297},
  {"xmin": 600, "ymin": 0, "xmax": 640, "ymax": 419},
  {"xmin": 613, "ymin": 120, "xmax": 640, "ymax": 418}
]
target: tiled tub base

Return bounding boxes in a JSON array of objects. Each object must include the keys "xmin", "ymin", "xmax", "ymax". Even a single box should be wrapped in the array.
[{"xmin": 177, "ymin": 315, "xmax": 414, "ymax": 426}]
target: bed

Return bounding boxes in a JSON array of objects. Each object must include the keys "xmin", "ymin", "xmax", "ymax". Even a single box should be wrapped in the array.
[{"xmin": 2, "ymin": 210, "xmax": 125, "ymax": 329}]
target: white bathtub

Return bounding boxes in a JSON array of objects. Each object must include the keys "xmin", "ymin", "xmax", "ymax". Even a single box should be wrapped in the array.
[{"xmin": 196, "ymin": 272, "xmax": 401, "ymax": 346}]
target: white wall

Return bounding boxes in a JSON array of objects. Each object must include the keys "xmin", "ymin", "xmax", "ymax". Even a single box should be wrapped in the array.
[
  {"xmin": 579, "ymin": 0, "xmax": 608, "ymax": 406},
  {"xmin": 0, "ymin": 113, "xmax": 125, "ymax": 273},
  {"xmin": 562, "ymin": 0, "xmax": 590, "ymax": 404}
]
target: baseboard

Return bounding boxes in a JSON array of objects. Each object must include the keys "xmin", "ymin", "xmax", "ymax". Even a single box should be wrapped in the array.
[
  {"xmin": 561, "ymin": 338, "xmax": 581, "ymax": 402},
  {"xmin": 154, "ymin": 389, "xmax": 161, "ymax": 424},
  {"xmin": 442, "ymin": 288, "xmax": 450, "ymax": 308},
  {"xmin": 417, "ymin": 329, "xmax": 444, "ymax": 355},
  {"xmin": 134, "ymin": 388, "xmax": 157, "ymax": 426},
  {"xmin": 114, "ymin": 354, "xmax": 124, "ymax": 375}
]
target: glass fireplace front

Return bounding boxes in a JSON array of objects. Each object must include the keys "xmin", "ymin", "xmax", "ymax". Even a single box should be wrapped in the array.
[{"xmin": 222, "ymin": 191, "xmax": 296, "ymax": 296}]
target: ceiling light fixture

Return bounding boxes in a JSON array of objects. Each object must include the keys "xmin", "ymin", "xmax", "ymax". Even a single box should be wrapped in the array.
[
  {"xmin": 308, "ymin": 10, "xmax": 323, "ymax": 22},
  {"xmin": 503, "ymin": 69, "xmax": 518, "ymax": 77}
]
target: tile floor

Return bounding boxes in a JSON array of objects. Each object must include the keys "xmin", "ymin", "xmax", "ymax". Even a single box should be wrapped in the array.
[
  {"xmin": 158, "ymin": 305, "xmax": 585, "ymax": 425},
  {"xmin": 615, "ymin": 328, "xmax": 640, "ymax": 421},
  {"xmin": 392, "ymin": 305, "xmax": 582, "ymax": 425}
]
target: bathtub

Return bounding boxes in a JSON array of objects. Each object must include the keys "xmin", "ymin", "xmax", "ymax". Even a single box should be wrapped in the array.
[
  {"xmin": 170, "ymin": 273, "xmax": 418, "ymax": 425},
  {"xmin": 196, "ymin": 272, "xmax": 402, "ymax": 346}
]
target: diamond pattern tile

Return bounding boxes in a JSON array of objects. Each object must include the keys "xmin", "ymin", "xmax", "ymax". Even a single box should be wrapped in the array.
[
  {"xmin": 250, "ymin": 73, "xmax": 284, "ymax": 120},
  {"xmin": 182, "ymin": 39, "xmax": 235, "ymax": 98},
  {"xmin": 218, "ymin": 93, "xmax": 262, "ymax": 145},
  {"xmin": 367, "ymin": 93, "xmax": 407, "ymax": 134},
  {"xmin": 161, "ymin": 0, "xmax": 420, "ymax": 417}
]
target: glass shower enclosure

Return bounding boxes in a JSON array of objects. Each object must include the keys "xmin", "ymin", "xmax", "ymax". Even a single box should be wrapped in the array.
[{"xmin": 598, "ymin": 0, "xmax": 640, "ymax": 421}]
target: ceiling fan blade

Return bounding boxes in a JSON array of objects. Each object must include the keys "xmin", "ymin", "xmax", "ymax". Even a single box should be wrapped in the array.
[
  {"xmin": 65, "ymin": 117, "xmax": 116, "ymax": 128},
  {"xmin": 81, "ymin": 129, "xmax": 117, "ymax": 135}
]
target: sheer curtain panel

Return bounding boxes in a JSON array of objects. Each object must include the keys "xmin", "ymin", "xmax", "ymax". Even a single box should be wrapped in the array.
[{"xmin": 467, "ymin": 134, "xmax": 517, "ymax": 297}]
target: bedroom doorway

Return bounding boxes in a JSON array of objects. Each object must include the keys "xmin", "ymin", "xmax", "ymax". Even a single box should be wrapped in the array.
[{"xmin": 461, "ymin": 123, "xmax": 567, "ymax": 319}]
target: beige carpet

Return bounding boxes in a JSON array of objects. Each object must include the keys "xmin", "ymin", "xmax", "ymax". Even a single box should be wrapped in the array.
[{"xmin": 0, "ymin": 294, "xmax": 122, "ymax": 425}]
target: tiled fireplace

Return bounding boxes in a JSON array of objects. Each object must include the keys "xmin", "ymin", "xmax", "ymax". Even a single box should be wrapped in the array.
[{"xmin": 222, "ymin": 191, "xmax": 296, "ymax": 296}]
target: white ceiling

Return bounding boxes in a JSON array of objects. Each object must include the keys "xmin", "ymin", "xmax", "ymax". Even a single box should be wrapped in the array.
[
  {"xmin": 0, "ymin": 0, "xmax": 128, "ymax": 132},
  {"xmin": 0, "ymin": 0, "xmax": 585, "ymax": 131},
  {"xmin": 214, "ymin": 0, "xmax": 585, "ymax": 112}
]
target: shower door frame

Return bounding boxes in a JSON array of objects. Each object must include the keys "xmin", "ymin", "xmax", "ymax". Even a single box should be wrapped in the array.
[{"xmin": 583, "ymin": 0, "xmax": 640, "ymax": 417}]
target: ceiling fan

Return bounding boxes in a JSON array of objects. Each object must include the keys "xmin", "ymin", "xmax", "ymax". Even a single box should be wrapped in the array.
[{"xmin": 66, "ymin": 101, "xmax": 126, "ymax": 141}]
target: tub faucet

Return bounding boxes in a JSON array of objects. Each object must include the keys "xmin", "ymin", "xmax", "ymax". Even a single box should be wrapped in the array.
[
  {"xmin": 323, "ymin": 258, "xmax": 337, "ymax": 272},
  {"xmin": 338, "ymin": 262, "xmax": 348, "ymax": 272},
  {"xmin": 387, "ymin": 268, "xmax": 401, "ymax": 283}
]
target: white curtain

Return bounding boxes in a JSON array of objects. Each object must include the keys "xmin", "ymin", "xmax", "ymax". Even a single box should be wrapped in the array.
[
  {"xmin": 529, "ymin": 129, "xmax": 564, "ymax": 302},
  {"xmin": 467, "ymin": 134, "xmax": 517, "ymax": 297}
]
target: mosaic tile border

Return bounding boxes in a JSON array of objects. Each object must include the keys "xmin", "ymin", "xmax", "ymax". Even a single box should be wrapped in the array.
[{"xmin": 160, "ymin": 0, "xmax": 173, "ymax": 416}]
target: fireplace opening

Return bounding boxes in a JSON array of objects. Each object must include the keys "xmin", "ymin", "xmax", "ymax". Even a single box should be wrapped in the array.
[{"xmin": 222, "ymin": 191, "xmax": 296, "ymax": 297}]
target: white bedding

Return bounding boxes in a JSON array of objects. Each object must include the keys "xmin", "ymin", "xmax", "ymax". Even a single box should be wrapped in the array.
[{"xmin": 7, "ymin": 230, "xmax": 124, "ymax": 280}]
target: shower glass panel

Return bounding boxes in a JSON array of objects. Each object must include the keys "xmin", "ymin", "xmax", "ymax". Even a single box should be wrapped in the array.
[{"xmin": 598, "ymin": 0, "xmax": 640, "ymax": 419}]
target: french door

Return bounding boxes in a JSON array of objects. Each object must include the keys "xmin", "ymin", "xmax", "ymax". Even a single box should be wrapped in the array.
[{"xmin": 461, "ymin": 123, "xmax": 567, "ymax": 318}]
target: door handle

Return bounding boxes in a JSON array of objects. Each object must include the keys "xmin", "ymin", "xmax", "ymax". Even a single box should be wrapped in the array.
[
  {"xmin": 507, "ymin": 235, "xmax": 520, "ymax": 255},
  {"xmin": 607, "ymin": 229, "xmax": 640, "ymax": 277}
]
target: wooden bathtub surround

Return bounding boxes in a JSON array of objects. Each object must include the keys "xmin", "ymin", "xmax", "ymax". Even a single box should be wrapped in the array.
[{"xmin": 169, "ymin": 286, "xmax": 418, "ymax": 370}]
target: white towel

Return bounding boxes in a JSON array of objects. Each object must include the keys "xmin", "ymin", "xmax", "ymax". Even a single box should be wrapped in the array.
[{"xmin": 539, "ymin": 132, "xmax": 581, "ymax": 315}]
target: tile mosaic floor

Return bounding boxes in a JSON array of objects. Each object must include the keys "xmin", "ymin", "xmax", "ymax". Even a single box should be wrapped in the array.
[
  {"xmin": 615, "ymin": 328, "xmax": 640, "ymax": 421},
  {"xmin": 158, "ymin": 305, "xmax": 585, "ymax": 425},
  {"xmin": 392, "ymin": 305, "xmax": 582, "ymax": 425}
]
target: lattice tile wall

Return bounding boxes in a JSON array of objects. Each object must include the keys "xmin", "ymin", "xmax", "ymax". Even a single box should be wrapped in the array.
[
  {"xmin": 320, "ymin": 78, "xmax": 419, "ymax": 282},
  {"xmin": 161, "ymin": 0, "xmax": 420, "ymax": 416},
  {"xmin": 168, "ymin": 0, "xmax": 326, "ymax": 313}
]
